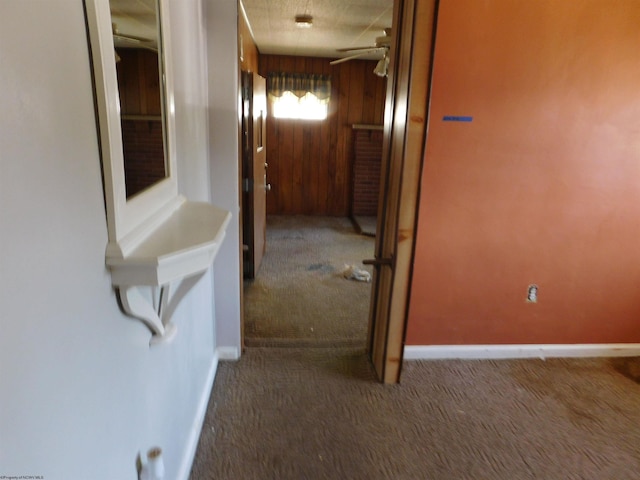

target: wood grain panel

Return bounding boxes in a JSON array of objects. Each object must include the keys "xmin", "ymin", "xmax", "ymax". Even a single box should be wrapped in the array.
[
  {"xmin": 264, "ymin": 56, "xmax": 281, "ymax": 212},
  {"xmin": 239, "ymin": 5, "xmax": 258, "ymax": 73},
  {"xmin": 332, "ymin": 60, "xmax": 350, "ymax": 215},
  {"xmin": 292, "ymin": 120, "xmax": 304, "ymax": 212},
  {"xmin": 259, "ymin": 54, "xmax": 386, "ymax": 215},
  {"xmin": 116, "ymin": 48, "xmax": 161, "ymax": 116}
]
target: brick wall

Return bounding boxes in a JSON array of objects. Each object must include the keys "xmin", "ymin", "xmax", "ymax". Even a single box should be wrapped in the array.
[
  {"xmin": 122, "ymin": 119, "xmax": 165, "ymax": 198},
  {"xmin": 351, "ymin": 127, "xmax": 383, "ymax": 216}
]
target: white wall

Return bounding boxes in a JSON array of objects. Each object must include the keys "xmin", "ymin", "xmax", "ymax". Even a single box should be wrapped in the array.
[
  {"xmin": 205, "ymin": 0, "xmax": 243, "ymax": 356},
  {"xmin": 170, "ymin": 0, "xmax": 211, "ymax": 204},
  {"xmin": 0, "ymin": 1, "xmax": 238, "ymax": 478}
]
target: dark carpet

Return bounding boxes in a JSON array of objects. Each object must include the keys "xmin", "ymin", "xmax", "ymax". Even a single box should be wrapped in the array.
[
  {"xmin": 243, "ymin": 216, "xmax": 375, "ymax": 347},
  {"xmin": 191, "ymin": 349, "xmax": 640, "ymax": 479},
  {"xmin": 191, "ymin": 216, "xmax": 640, "ymax": 479}
]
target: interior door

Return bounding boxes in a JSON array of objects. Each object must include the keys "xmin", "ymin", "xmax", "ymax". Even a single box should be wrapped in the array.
[
  {"xmin": 242, "ymin": 72, "xmax": 268, "ymax": 279},
  {"xmin": 367, "ymin": 0, "xmax": 436, "ymax": 383},
  {"xmin": 252, "ymin": 73, "xmax": 268, "ymax": 275}
]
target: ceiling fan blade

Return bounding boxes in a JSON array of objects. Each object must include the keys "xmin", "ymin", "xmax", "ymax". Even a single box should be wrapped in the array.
[
  {"xmin": 336, "ymin": 46, "xmax": 385, "ymax": 52},
  {"xmin": 113, "ymin": 34, "xmax": 158, "ymax": 52},
  {"xmin": 330, "ymin": 51, "xmax": 375, "ymax": 65},
  {"xmin": 113, "ymin": 34, "xmax": 143, "ymax": 44},
  {"xmin": 114, "ymin": 33, "xmax": 152, "ymax": 43}
]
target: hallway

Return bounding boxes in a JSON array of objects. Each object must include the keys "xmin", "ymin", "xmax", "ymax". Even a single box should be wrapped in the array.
[{"xmin": 243, "ymin": 216, "xmax": 375, "ymax": 347}]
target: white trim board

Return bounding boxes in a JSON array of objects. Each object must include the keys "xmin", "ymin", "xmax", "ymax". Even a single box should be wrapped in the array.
[
  {"xmin": 176, "ymin": 351, "xmax": 219, "ymax": 480},
  {"xmin": 176, "ymin": 346, "xmax": 239, "ymax": 478},
  {"xmin": 217, "ymin": 346, "xmax": 241, "ymax": 361},
  {"xmin": 404, "ymin": 344, "xmax": 640, "ymax": 360}
]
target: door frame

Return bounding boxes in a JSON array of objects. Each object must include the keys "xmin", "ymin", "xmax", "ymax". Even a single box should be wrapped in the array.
[
  {"xmin": 235, "ymin": 0, "xmax": 438, "ymax": 379},
  {"xmin": 241, "ymin": 71, "xmax": 255, "ymax": 277},
  {"xmin": 241, "ymin": 71, "xmax": 267, "ymax": 280},
  {"xmin": 368, "ymin": 0, "xmax": 438, "ymax": 383}
]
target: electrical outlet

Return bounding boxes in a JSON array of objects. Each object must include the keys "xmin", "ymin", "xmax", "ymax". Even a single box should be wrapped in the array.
[{"xmin": 527, "ymin": 284, "xmax": 538, "ymax": 303}]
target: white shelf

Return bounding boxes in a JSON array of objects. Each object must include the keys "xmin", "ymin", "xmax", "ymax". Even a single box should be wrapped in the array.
[
  {"xmin": 107, "ymin": 199, "xmax": 231, "ymax": 286},
  {"xmin": 106, "ymin": 198, "xmax": 231, "ymax": 345}
]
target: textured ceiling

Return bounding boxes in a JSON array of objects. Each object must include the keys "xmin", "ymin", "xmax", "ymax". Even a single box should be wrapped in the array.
[{"xmin": 241, "ymin": 0, "xmax": 394, "ymax": 60}]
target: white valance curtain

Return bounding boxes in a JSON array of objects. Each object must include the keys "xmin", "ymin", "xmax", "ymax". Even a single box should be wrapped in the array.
[{"xmin": 267, "ymin": 72, "xmax": 332, "ymax": 103}]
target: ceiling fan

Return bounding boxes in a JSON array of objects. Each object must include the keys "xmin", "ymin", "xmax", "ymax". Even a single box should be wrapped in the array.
[
  {"xmin": 112, "ymin": 23, "xmax": 158, "ymax": 52},
  {"xmin": 330, "ymin": 28, "xmax": 392, "ymax": 77}
]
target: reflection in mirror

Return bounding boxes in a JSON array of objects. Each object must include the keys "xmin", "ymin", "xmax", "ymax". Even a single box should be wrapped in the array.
[
  {"xmin": 86, "ymin": 0, "xmax": 177, "ymax": 255},
  {"xmin": 110, "ymin": 0, "xmax": 168, "ymax": 198}
]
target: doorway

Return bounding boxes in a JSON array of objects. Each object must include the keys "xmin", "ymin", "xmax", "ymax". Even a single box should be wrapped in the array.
[
  {"xmin": 243, "ymin": 215, "xmax": 375, "ymax": 347},
  {"xmin": 241, "ymin": 55, "xmax": 385, "ymax": 350},
  {"xmin": 238, "ymin": 0, "xmax": 436, "ymax": 382},
  {"xmin": 241, "ymin": 71, "xmax": 268, "ymax": 279}
]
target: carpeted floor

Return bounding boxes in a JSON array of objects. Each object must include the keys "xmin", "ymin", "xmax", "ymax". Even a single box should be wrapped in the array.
[
  {"xmin": 243, "ymin": 215, "xmax": 375, "ymax": 347},
  {"xmin": 190, "ymin": 216, "xmax": 640, "ymax": 479},
  {"xmin": 191, "ymin": 348, "xmax": 640, "ymax": 479}
]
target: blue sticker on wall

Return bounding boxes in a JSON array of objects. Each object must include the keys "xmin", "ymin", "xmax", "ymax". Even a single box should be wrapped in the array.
[{"xmin": 443, "ymin": 116, "xmax": 473, "ymax": 122}]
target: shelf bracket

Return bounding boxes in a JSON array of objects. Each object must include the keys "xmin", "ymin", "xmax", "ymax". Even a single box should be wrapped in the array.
[
  {"xmin": 117, "ymin": 271, "xmax": 207, "ymax": 346},
  {"xmin": 118, "ymin": 285, "xmax": 177, "ymax": 345},
  {"xmin": 106, "ymin": 200, "xmax": 231, "ymax": 347}
]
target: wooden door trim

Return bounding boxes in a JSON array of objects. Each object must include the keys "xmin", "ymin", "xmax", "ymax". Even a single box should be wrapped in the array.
[
  {"xmin": 251, "ymin": 73, "xmax": 267, "ymax": 276},
  {"xmin": 368, "ymin": 0, "xmax": 438, "ymax": 383},
  {"xmin": 241, "ymin": 71, "xmax": 256, "ymax": 278}
]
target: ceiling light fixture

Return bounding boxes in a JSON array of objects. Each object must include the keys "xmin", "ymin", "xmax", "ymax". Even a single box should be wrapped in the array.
[{"xmin": 295, "ymin": 14, "xmax": 313, "ymax": 28}]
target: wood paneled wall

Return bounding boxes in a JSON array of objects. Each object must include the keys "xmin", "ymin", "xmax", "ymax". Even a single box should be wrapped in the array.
[
  {"xmin": 116, "ymin": 48, "xmax": 161, "ymax": 116},
  {"xmin": 259, "ymin": 55, "xmax": 386, "ymax": 216}
]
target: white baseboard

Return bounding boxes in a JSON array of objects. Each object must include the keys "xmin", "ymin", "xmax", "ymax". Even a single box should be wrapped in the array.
[
  {"xmin": 216, "ymin": 345, "xmax": 241, "ymax": 361},
  {"xmin": 404, "ymin": 344, "xmax": 640, "ymax": 360},
  {"xmin": 176, "ymin": 346, "xmax": 240, "ymax": 479},
  {"xmin": 176, "ymin": 351, "xmax": 219, "ymax": 480}
]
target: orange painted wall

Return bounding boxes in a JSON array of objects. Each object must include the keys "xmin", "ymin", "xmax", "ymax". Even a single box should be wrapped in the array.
[{"xmin": 406, "ymin": 0, "xmax": 640, "ymax": 345}]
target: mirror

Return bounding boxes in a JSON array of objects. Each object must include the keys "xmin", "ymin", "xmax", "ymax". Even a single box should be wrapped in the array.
[
  {"xmin": 86, "ymin": 0, "xmax": 178, "ymax": 256},
  {"xmin": 110, "ymin": 0, "xmax": 168, "ymax": 198}
]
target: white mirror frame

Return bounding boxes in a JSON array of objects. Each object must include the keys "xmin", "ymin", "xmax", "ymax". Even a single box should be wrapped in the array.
[
  {"xmin": 85, "ymin": 0, "xmax": 232, "ymax": 345},
  {"xmin": 85, "ymin": 0, "xmax": 179, "ymax": 258}
]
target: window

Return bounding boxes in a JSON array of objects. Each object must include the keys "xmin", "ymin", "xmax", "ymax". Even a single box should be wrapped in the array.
[
  {"xmin": 271, "ymin": 91, "xmax": 328, "ymax": 120},
  {"xmin": 268, "ymin": 72, "xmax": 331, "ymax": 121}
]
